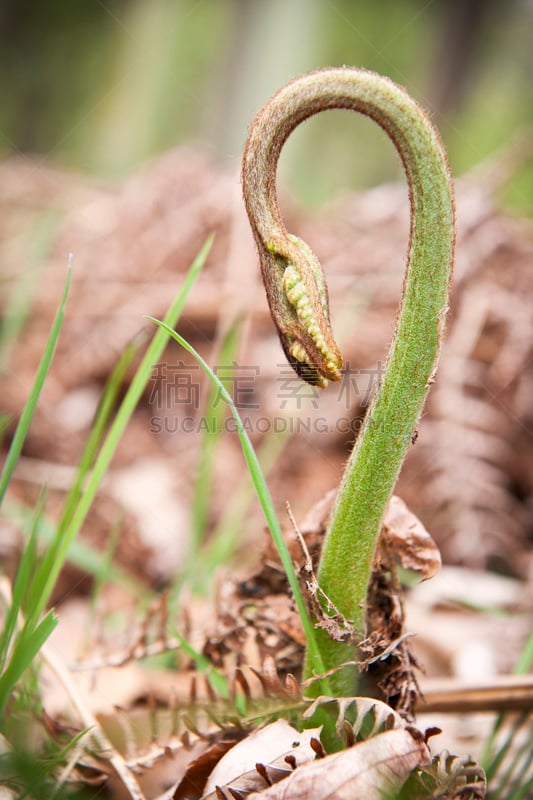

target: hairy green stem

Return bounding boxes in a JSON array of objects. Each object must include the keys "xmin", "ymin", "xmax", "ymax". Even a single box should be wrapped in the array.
[{"xmin": 242, "ymin": 68, "xmax": 455, "ymax": 695}]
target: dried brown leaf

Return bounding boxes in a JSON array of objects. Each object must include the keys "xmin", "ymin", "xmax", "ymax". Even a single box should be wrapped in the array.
[
  {"xmin": 173, "ymin": 739, "xmax": 243, "ymax": 800},
  {"xmin": 381, "ymin": 495, "xmax": 441, "ymax": 579},
  {"xmin": 202, "ymin": 720, "xmax": 320, "ymax": 799},
  {"xmin": 246, "ymin": 728, "xmax": 429, "ymax": 800}
]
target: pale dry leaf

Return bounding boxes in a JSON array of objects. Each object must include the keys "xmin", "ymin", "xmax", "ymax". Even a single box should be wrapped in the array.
[
  {"xmin": 408, "ymin": 565, "xmax": 524, "ymax": 610},
  {"xmin": 246, "ymin": 728, "xmax": 429, "ymax": 800},
  {"xmin": 381, "ymin": 495, "xmax": 441, "ymax": 579},
  {"xmin": 203, "ymin": 719, "xmax": 320, "ymax": 797}
]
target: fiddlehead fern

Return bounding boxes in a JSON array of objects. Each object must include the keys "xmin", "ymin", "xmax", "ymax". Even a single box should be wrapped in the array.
[{"xmin": 242, "ymin": 68, "xmax": 455, "ymax": 694}]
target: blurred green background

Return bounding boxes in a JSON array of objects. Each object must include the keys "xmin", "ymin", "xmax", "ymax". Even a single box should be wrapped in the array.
[{"xmin": 1, "ymin": 0, "xmax": 531, "ymax": 210}]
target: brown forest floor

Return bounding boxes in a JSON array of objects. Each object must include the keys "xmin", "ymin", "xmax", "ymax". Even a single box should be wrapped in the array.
[{"xmin": 0, "ymin": 146, "xmax": 532, "ymax": 796}]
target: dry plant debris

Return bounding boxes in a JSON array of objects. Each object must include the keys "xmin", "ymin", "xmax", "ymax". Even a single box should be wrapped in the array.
[
  {"xmin": 1, "ymin": 146, "xmax": 531, "ymax": 577},
  {"xmin": 0, "ymin": 145, "xmax": 531, "ymax": 797}
]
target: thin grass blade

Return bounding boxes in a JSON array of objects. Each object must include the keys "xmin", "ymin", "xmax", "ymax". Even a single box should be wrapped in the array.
[
  {"xmin": 147, "ymin": 318, "xmax": 331, "ymax": 694},
  {"xmin": 0, "ymin": 495, "xmax": 44, "ymax": 672},
  {"xmin": 203, "ymin": 430, "xmax": 289, "ymax": 578},
  {"xmin": 61, "ymin": 332, "xmax": 146, "ymax": 528},
  {"xmin": 0, "ymin": 610, "xmax": 58, "ymax": 721},
  {"xmin": 3, "ymin": 498, "xmax": 145, "ymax": 594},
  {"xmin": 0, "ymin": 259, "xmax": 72, "ymax": 505},
  {"xmin": 191, "ymin": 319, "xmax": 241, "ymax": 553},
  {"xmin": 26, "ymin": 236, "xmax": 213, "ymax": 630}
]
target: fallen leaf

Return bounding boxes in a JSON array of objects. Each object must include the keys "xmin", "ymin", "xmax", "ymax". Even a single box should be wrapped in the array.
[
  {"xmin": 173, "ymin": 738, "xmax": 243, "ymax": 800},
  {"xmin": 203, "ymin": 719, "xmax": 320, "ymax": 797},
  {"xmin": 246, "ymin": 728, "xmax": 429, "ymax": 800},
  {"xmin": 382, "ymin": 495, "xmax": 441, "ymax": 579}
]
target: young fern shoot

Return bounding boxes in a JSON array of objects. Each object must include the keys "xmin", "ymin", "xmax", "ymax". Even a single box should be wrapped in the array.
[{"xmin": 242, "ymin": 68, "xmax": 455, "ymax": 694}]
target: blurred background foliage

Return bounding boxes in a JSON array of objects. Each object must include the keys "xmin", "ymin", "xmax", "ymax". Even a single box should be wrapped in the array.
[{"xmin": 0, "ymin": 0, "xmax": 531, "ymax": 211}]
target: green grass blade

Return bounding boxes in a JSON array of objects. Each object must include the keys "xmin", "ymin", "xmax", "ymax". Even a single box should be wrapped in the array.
[
  {"xmin": 0, "ymin": 239, "xmax": 212, "ymax": 726},
  {"xmin": 147, "ymin": 318, "xmax": 330, "ymax": 694},
  {"xmin": 60, "ymin": 333, "xmax": 146, "ymax": 529},
  {"xmin": 0, "ymin": 259, "xmax": 72, "ymax": 505},
  {"xmin": 484, "ymin": 711, "xmax": 528, "ymax": 785},
  {"xmin": 0, "ymin": 414, "xmax": 9, "ymax": 443},
  {"xmin": 2, "ymin": 334, "xmax": 150, "ymax": 616},
  {"xmin": 514, "ymin": 775, "xmax": 533, "ymax": 800},
  {"xmin": 0, "ymin": 496, "xmax": 44, "ymax": 672},
  {"xmin": 0, "ymin": 611, "xmax": 58, "ymax": 721},
  {"xmin": 169, "ymin": 321, "xmax": 242, "ymax": 603},
  {"xmin": 25, "ymin": 236, "xmax": 213, "ymax": 630},
  {"xmin": 493, "ymin": 725, "xmax": 533, "ymax": 800},
  {"xmin": 515, "ymin": 626, "xmax": 533, "ymax": 675},
  {"xmin": 190, "ymin": 320, "xmax": 241, "ymax": 554},
  {"xmin": 481, "ymin": 622, "xmax": 533, "ymax": 771},
  {"xmin": 202, "ymin": 429, "xmax": 289, "ymax": 577},
  {"xmin": 3, "ymin": 499, "xmax": 145, "ymax": 594}
]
